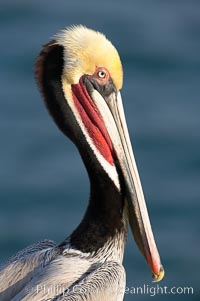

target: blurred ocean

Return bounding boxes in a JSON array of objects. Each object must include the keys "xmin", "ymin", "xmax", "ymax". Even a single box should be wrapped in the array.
[{"xmin": 0, "ymin": 1, "xmax": 199, "ymax": 300}]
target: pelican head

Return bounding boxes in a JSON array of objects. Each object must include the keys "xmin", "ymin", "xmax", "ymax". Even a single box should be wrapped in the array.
[{"xmin": 36, "ymin": 25, "xmax": 164, "ymax": 282}]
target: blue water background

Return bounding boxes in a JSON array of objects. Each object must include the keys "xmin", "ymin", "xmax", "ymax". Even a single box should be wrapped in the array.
[{"xmin": 0, "ymin": 1, "xmax": 200, "ymax": 300}]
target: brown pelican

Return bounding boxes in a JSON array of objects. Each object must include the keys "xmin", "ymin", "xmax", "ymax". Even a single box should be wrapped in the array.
[{"xmin": 0, "ymin": 25, "xmax": 164, "ymax": 301}]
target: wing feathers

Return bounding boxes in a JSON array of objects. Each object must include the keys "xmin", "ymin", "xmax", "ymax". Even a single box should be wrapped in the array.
[{"xmin": 0, "ymin": 240, "xmax": 57, "ymax": 301}]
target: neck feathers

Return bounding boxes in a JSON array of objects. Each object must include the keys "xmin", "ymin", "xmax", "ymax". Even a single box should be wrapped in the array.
[{"xmin": 36, "ymin": 41, "xmax": 127, "ymax": 257}]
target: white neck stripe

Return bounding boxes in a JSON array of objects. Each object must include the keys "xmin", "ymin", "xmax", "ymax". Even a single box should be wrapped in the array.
[{"xmin": 62, "ymin": 80, "xmax": 120, "ymax": 190}]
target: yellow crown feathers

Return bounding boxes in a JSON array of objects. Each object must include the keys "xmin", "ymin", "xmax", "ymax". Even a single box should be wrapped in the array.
[{"xmin": 55, "ymin": 25, "xmax": 123, "ymax": 90}]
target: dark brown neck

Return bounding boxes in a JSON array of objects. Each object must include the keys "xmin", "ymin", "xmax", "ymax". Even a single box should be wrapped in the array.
[{"xmin": 68, "ymin": 160, "xmax": 127, "ymax": 253}]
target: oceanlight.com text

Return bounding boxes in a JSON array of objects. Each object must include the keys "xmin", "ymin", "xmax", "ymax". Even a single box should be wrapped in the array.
[{"xmin": 124, "ymin": 284, "xmax": 194, "ymax": 296}]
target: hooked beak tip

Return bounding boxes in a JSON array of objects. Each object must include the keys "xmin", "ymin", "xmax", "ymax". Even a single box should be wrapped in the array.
[{"xmin": 152, "ymin": 265, "xmax": 165, "ymax": 282}]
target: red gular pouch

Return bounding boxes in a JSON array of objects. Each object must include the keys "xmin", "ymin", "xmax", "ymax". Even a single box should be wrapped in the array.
[{"xmin": 71, "ymin": 77, "xmax": 115, "ymax": 166}]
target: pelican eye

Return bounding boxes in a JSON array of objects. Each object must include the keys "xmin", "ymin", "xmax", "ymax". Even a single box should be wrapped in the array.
[{"xmin": 97, "ymin": 71, "xmax": 106, "ymax": 78}]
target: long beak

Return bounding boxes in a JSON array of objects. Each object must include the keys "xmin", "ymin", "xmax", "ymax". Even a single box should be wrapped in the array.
[{"xmin": 91, "ymin": 89, "xmax": 164, "ymax": 282}]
